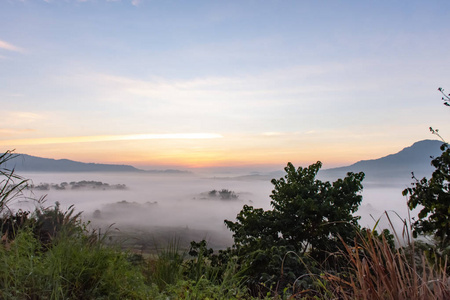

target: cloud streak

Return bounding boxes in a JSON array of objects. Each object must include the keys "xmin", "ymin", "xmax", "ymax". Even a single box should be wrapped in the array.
[
  {"xmin": 0, "ymin": 40, "xmax": 24, "ymax": 53},
  {"xmin": 0, "ymin": 133, "xmax": 223, "ymax": 146},
  {"xmin": 0, "ymin": 128, "xmax": 35, "ymax": 136},
  {"xmin": 131, "ymin": 0, "xmax": 142, "ymax": 6}
]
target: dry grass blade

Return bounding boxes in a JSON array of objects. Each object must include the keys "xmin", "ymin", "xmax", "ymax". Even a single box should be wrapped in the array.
[
  {"xmin": 324, "ymin": 224, "xmax": 449, "ymax": 299},
  {"xmin": 0, "ymin": 150, "xmax": 28, "ymax": 213}
]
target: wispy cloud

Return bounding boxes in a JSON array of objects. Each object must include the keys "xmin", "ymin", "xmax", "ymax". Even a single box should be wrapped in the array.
[
  {"xmin": 2, "ymin": 93, "xmax": 25, "ymax": 98},
  {"xmin": 0, "ymin": 128, "xmax": 35, "ymax": 136},
  {"xmin": 261, "ymin": 131, "xmax": 316, "ymax": 137},
  {"xmin": 89, "ymin": 62, "xmax": 378, "ymax": 104},
  {"xmin": 120, "ymin": 133, "xmax": 223, "ymax": 140},
  {"xmin": 131, "ymin": 0, "xmax": 142, "ymax": 7},
  {"xmin": 0, "ymin": 39, "xmax": 24, "ymax": 53},
  {"xmin": 43, "ymin": 0, "xmax": 137, "ymax": 5},
  {"xmin": 0, "ymin": 133, "xmax": 223, "ymax": 146},
  {"xmin": 2, "ymin": 111, "xmax": 45, "ymax": 127},
  {"xmin": 261, "ymin": 132, "xmax": 288, "ymax": 137}
]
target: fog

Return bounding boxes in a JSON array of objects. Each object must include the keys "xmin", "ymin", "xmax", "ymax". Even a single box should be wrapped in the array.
[{"xmin": 11, "ymin": 171, "xmax": 419, "ymax": 250}]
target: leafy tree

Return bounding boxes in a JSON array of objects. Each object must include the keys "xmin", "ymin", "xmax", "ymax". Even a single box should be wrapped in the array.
[
  {"xmin": 403, "ymin": 141, "xmax": 449, "ymax": 249},
  {"xmin": 402, "ymin": 88, "xmax": 449, "ymax": 251},
  {"xmin": 224, "ymin": 161, "xmax": 365, "ymax": 293}
]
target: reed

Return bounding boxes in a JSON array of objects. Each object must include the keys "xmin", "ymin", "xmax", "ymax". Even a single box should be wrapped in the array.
[{"xmin": 322, "ymin": 214, "xmax": 449, "ymax": 299}]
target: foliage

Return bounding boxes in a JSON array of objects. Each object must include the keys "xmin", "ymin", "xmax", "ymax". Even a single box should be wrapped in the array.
[
  {"xmin": 402, "ymin": 140, "xmax": 449, "ymax": 251},
  {"xmin": 26, "ymin": 180, "xmax": 127, "ymax": 191},
  {"xmin": 0, "ymin": 210, "xmax": 30, "ymax": 241},
  {"xmin": 438, "ymin": 87, "xmax": 450, "ymax": 107},
  {"xmin": 185, "ymin": 240, "xmax": 215, "ymax": 282},
  {"xmin": 224, "ymin": 161, "xmax": 365, "ymax": 294},
  {"xmin": 143, "ymin": 239, "xmax": 249, "ymax": 299},
  {"xmin": 33, "ymin": 201, "xmax": 85, "ymax": 247},
  {"xmin": 0, "ymin": 227, "xmax": 150, "ymax": 299},
  {"xmin": 206, "ymin": 189, "xmax": 239, "ymax": 200}
]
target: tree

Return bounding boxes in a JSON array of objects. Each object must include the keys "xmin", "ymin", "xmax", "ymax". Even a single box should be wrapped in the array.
[
  {"xmin": 224, "ymin": 161, "xmax": 365, "ymax": 292},
  {"xmin": 402, "ymin": 87, "xmax": 450, "ymax": 253},
  {"xmin": 403, "ymin": 139, "xmax": 449, "ymax": 249}
]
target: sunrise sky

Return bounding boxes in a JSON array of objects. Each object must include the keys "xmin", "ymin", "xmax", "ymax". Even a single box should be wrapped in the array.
[{"xmin": 1, "ymin": 0, "xmax": 449, "ymax": 170}]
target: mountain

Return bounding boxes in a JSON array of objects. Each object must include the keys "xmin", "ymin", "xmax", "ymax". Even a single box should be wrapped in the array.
[
  {"xmin": 2, "ymin": 154, "xmax": 189, "ymax": 173},
  {"xmin": 321, "ymin": 139, "xmax": 444, "ymax": 181},
  {"xmin": 218, "ymin": 140, "xmax": 445, "ymax": 182}
]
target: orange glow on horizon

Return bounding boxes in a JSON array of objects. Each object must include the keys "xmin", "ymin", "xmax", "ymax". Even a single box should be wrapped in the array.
[{"xmin": 0, "ymin": 132, "xmax": 413, "ymax": 170}]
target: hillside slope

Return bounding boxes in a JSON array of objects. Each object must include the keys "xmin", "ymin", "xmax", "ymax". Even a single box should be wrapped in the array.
[
  {"xmin": 3, "ymin": 154, "xmax": 143, "ymax": 172},
  {"xmin": 321, "ymin": 139, "xmax": 444, "ymax": 181}
]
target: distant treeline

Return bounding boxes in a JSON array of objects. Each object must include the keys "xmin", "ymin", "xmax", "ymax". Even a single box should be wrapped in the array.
[
  {"xmin": 197, "ymin": 189, "xmax": 239, "ymax": 200},
  {"xmin": 26, "ymin": 180, "xmax": 127, "ymax": 191}
]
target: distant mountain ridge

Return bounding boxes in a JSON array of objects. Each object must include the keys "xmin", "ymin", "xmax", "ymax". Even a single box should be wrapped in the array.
[
  {"xmin": 2, "ymin": 154, "xmax": 189, "ymax": 174},
  {"xmin": 321, "ymin": 139, "xmax": 444, "ymax": 181},
  {"xmin": 217, "ymin": 139, "xmax": 445, "ymax": 182}
]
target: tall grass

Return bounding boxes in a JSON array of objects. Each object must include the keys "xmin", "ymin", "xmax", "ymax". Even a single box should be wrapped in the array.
[
  {"xmin": 45, "ymin": 231, "xmax": 150, "ymax": 299},
  {"xmin": 0, "ymin": 228, "xmax": 151, "ymax": 299},
  {"xmin": 148, "ymin": 238, "xmax": 185, "ymax": 291},
  {"xmin": 321, "ymin": 215, "xmax": 449, "ymax": 299},
  {"xmin": 143, "ymin": 239, "xmax": 250, "ymax": 299},
  {"xmin": 0, "ymin": 150, "xmax": 28, "ymax": 212}
]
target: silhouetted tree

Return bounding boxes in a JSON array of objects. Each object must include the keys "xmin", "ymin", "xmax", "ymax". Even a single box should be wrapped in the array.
[
  {"xmin": 403, "ymin": 87, "xmax": 450, "ymax": 252},
  {"xmin": 224, "ymin": 162, "xmax": 365, "ymax": 293}
]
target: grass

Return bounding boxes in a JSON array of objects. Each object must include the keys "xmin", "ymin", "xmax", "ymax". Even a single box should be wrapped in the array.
[
  {"xmin": 0, "ymin": 217, "xmax": 151, "ymax": 299},
  {"xmin": 0, "ymin": 150, "xmax": 29, "ymax": 212},
  {"xmin": 319, "ymin": 215, "xmax": 450, "ymax": 300},
  {"xmin": 148, "ymin": 238, "xmax": 185, "ymax": 291}
]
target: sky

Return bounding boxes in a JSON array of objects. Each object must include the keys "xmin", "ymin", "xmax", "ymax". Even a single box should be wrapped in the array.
[{"xmin": 1, "ymin": 0, "xmax": 450, "ymax": 171}]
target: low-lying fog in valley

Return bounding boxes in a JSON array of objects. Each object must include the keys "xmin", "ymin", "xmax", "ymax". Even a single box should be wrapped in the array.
[{"xmin": 12, "ymin": 170, "xmax": 421, "ymax": 251}]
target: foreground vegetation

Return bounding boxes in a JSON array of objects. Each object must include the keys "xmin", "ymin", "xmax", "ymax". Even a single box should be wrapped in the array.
[{"xmin": 1, "ymin": 146, "xmax": 449, "ymax": 299}]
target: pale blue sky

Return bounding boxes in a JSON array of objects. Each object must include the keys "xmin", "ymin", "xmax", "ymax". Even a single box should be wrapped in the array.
[{"xmin": 1, "ymin": 0, "xmax": 449, "ymax": 169}]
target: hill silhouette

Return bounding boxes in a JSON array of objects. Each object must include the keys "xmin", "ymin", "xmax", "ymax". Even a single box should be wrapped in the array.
[
  {"xmin": 321, "ymin": 139, "xmax": 444, "ymax": 181},
  {"xmin": 218, "ymin": 140, "xmax": 445, "ymax": 182},
  {"xmin": 3, "ymin": 154, "xmax": 188, "ymax": 173}
]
